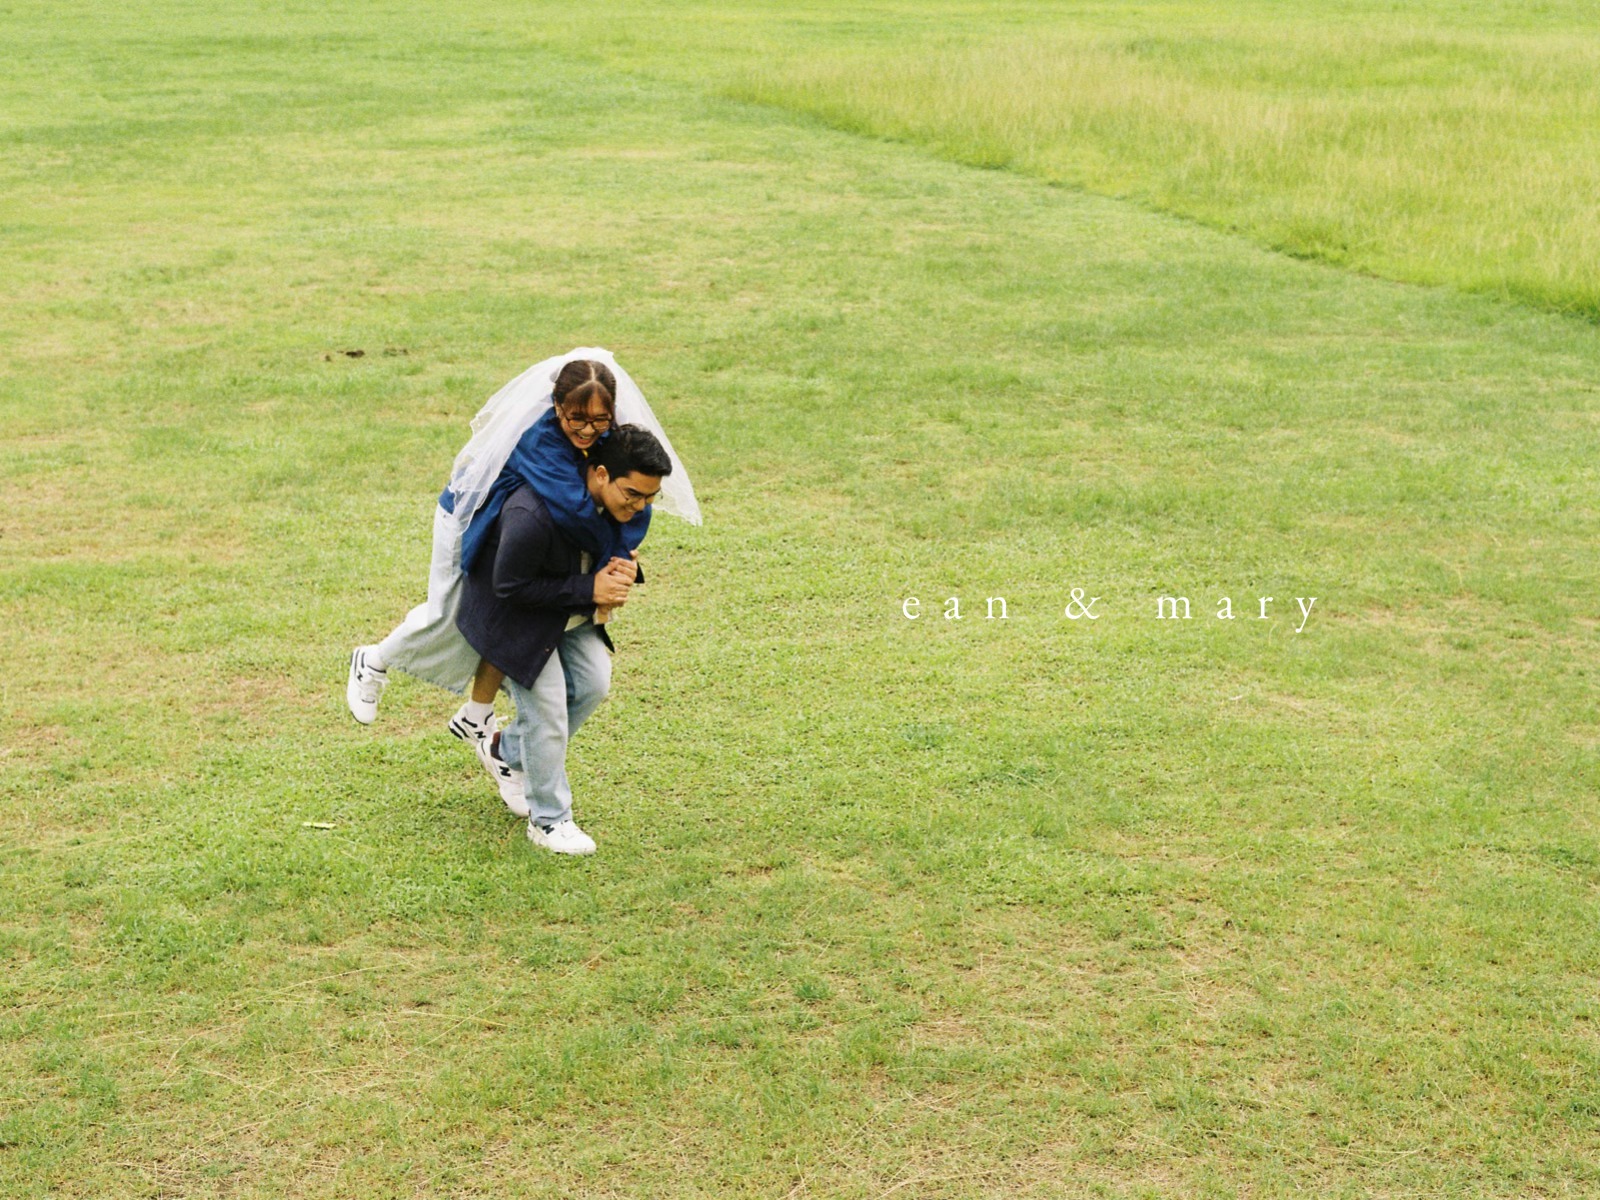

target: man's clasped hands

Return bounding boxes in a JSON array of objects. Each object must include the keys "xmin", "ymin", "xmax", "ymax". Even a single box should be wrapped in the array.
[{"xmin": 593, "ymin": 549, "xmax": 640, "ymax": 623}]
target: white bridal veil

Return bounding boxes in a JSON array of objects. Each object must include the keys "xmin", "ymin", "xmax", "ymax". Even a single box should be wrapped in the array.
[
  {"xmin": 379, "ymin": 347, "xmax": 702, "ymax": 694},
  {"xmin": 445, "ymin": 346, "xmax": 702, "ymax": 529}
]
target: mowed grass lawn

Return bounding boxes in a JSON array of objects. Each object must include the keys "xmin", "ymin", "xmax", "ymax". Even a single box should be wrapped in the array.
[{"xmin": 3, "ymin": 3, "xmax": 1600, "ymax": 1197}]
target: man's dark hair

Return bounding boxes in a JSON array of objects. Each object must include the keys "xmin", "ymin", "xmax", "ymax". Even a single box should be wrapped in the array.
[{"xmin": 591, "ymin": 424, "xmax": 672, "ymax": 480}]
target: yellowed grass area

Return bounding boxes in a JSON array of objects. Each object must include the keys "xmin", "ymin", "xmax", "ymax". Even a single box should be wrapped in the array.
[{"xmin": 730, "ymin": 26, "xmax": 1600, "ymax": 315}]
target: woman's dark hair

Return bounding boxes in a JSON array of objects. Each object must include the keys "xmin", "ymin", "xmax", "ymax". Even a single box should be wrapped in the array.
[
  {"xmin": 552, "ymin": 359, "xmax": 616, "ymax": 414},
  {"xmin": 590, "ymin": 424, "xmax": 673, "ymax": 480}
]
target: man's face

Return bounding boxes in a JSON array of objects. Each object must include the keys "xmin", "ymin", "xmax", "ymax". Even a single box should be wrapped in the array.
[
  {"xmin": 556, "ymin": 399, "xmax": 613, "ymax": 453},
  {"xmin": 589, "ymin": 469, "xmax": 661, "ymax": 523}
]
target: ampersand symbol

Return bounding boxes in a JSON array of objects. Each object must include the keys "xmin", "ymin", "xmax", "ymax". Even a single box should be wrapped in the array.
[{"xmin": 1064, "ymin": 588, "xmax": 1101, "ymax": 620}]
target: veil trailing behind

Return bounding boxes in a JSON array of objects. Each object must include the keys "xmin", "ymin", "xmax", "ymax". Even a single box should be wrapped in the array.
[{"xmin": 380, "ymin": 347, "xmax": 702, "ymax": 693}]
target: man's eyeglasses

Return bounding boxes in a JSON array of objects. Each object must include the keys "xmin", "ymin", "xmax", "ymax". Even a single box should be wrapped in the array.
[
  {"xmin": 560, "ymin": 409, "xmax": 613, "ymax": 432},
  {"xmin": 616, "ymin": 484, "xmax": 658, "ymax": 507}
]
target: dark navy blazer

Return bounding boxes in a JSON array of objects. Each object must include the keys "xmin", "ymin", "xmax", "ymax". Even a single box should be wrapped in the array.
[{"xmin": 456, "ymin": 485, "xmax": 629, "ymax": 689}]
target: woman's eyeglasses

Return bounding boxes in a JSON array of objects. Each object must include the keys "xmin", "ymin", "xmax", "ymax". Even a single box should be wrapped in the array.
[{"xmin": 560, "ymin": 409, "xmax": 613, "ymax": 432}]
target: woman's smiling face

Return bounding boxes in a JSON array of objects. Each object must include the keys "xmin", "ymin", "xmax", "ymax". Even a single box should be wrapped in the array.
[{"xmin": 556, "ymin": 397, "xmax": 613, "ymax": 453}]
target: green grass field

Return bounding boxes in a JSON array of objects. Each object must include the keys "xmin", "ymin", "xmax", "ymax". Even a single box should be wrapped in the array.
[{"xmin": 4, "ymin": 2, "xmax": 1600, "ymax": 1196}]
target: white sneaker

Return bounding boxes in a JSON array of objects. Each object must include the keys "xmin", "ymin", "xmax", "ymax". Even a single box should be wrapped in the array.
[
  {"xmin": 346, "ymin": 646, "xmax": 388, "ymax": 724},
  {"xmin": 475, "ymin": 732, "xmax": 530, "ymax": 818},
  {"xmin": 527, "ymin": 818, "xmax": 596, "ymax": 856},
  {"xmin": 448, "ymin": 704, "xmax": 497, "ymax": 744}
]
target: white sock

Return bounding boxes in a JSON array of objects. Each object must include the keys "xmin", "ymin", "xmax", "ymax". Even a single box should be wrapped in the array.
[
  {"xmin": 363, "ymin": 645, "xmax": 389, "ymax": 672},
  {"xmin": 464, "ymin": 699, "xmax": 495, "ymax": 724}
]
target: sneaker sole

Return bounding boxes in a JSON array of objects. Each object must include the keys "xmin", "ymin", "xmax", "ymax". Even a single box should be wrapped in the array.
[
  {"xmin": 527, "ymin": 828, "xmax": 596, "ymax": 856},
  {"xmin": 502, "ymin": 794, "xmax": 532, "ymax": 819}
]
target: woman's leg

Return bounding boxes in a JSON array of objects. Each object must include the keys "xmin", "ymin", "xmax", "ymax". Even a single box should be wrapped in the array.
[{"xmin": 368, "ymin": 614, "xmax": 420, "ymax": 671}]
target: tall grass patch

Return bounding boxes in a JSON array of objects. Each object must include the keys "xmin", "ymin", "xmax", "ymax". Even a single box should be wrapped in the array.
[
  {"xmin": 728, "ymin": 23, "xmax": 1600, "ymax": 317},
  {"xmin": 513, "ymin": 0, "xmax": 1600, "ymax": 318}
]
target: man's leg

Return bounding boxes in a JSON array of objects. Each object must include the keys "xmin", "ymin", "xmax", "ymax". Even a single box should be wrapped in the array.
[
  {"xmin": 498, "ymin": 625, "xmax": 610, "ymax": 854},
  {"xmin": 559, "ymin": 622, "xmax": 612, "ymax": 738},
  {"xmin": 470, "ymin": 660, "xmax": 504, "ymax": 704},
  {"xmin": 499, "ymin": 657, "xmax": 577, "ymax": 831}
]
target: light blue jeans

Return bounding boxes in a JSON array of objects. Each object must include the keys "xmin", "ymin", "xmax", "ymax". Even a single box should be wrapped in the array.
[{"xmin": 498, "ymin": 622, "xmax": 612, "ymax": 828}]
